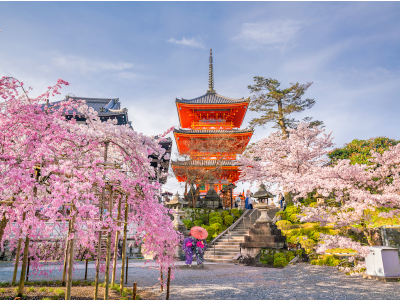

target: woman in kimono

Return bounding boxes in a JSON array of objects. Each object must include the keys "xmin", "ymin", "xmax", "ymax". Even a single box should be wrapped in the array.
[
  {"xmin": 194, "ymin": 239, "xmax": 207, "ymax": 267},
  {"xmin": 182, "ymin": 235, "xmax": 195, "ymax": 267}
]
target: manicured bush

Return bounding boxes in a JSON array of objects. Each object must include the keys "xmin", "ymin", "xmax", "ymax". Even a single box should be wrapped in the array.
[
  {"xmin": 209, "ymin": 216, "xmax": 223, "ymax": 225},
  {"xmin": 182, "ymin": 219, "xmax": 194, "ymax": 229},
  {"xmin": 286, "ymin": 251, "xmax": 295, "ymax": 262},
  {"xmin": 209, "ymin": 212, "xmax": 220, "ymax": 219},
  {"xmin": 224, "ymin": 215, "xmax": 234, "ymax": 226},
  {"xmin": 276, "ymin": 220, "xmax": 292, "ymax": 231},
  {"xmin": 210, "ymin": 223, "xmax": 222, "ymax": 232},
  {"xmin": 221, "ymin": 210, "xmax": 230, "ymax": 218},
  {"xmin": 274, "ymin": 252, "xmax": 286, "ymax": 260},
  {"xmin": 273, "ymin": 257, "xmax": 288, "ymax": 268},
  {"xmin": 193, "ymin": 219, "xmax": 203, "ymax": 227},
  {"xmin": 260, "ymin": 254, "xmax": 274, "ymax": 265},
  {"xmin": 295, "ymin": 249, "xmax": 304, "ymax": 257}
]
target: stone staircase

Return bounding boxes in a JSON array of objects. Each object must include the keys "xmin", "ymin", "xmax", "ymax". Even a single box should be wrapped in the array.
[{"xmin": 204, "ymin": 208, "xmax": 280, "ymax": 263}]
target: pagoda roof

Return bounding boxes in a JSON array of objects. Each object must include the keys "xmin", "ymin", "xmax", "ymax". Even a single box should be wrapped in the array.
[
  {"xmin": 176, "ymin": 92, "xmax": 249, "ymax": 105},
  {"xmin": 174, "ymin": 128, "xmax": 253, "ymax": 135}
]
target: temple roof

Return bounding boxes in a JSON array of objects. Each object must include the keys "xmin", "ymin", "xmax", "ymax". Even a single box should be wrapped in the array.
[
  {"xmin": 176, "ymin": 93, "xmax": 249, "ymax": 105},
  {"xmin": 60, "ymin": 96, "xmax": 127, "ymax": 116},
  {"xmin": 174, "ymin": 128, "xmax": 253, "ymax": 135}
]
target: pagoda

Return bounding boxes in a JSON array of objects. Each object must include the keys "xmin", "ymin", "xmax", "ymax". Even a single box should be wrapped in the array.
[{"xmin": 172, "ymin": 50, "xmax": 253, "ymax": 198}]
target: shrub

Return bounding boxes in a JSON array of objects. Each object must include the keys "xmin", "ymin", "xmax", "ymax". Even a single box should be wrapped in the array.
[
  {"xmin": 210, "ymin": 222, "xmax": 222, "ymax": 231},
  {"xmin": 221, "ymin": 210, "xmax": 230, "ymax": 218},
  {"xmin": 224, "ymin": 215, "xmax": 234, "ymax": 226},
  {"xmin": 209, "ymin": 216, "xmax": 223, "ymax": 225},
  {"xmin": 203, "ymin": 226, "xmax": 215, "ymax": 242},
  {"xmin": 260, "ymin": 254, "xmax": 274, "ymax": 265},
  {"xmin": 273, "ymin": 257, "xmax": 288, "ymax": 268},
  {"xmin": 209, "ymin": 212, "xmax": 220, "ymax": 219},
  {"xmin": 286, "ymin": 251, "xmax": 295, "ymax": 262},
  {"xmin": 276, "ymin": 220, "xmax": 292, "ymax": 231},
  {"xmin": 193, "ymin": 219, "xmax": 203, "ymax": 227},
  {"xmin": 295, "ymin": 249, "xmax": 303, "ymax": 257},
  {"xmin": 274, "ymin": 252, "xmax": 286, "ymax": 260},
  {"xmin": 182, "ymin": 219, "xmax": 194, "ymax": 230}
]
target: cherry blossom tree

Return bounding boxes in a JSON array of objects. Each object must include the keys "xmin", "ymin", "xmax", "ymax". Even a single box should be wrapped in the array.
[{"xmin": 0, "ymin": 77, "xmax": 180, "ymax": 299}]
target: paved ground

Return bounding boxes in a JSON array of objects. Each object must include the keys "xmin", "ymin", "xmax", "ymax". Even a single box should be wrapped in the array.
[{"xmin": 1, "ymin": 261, "xmax": 399, "ymax": 299}]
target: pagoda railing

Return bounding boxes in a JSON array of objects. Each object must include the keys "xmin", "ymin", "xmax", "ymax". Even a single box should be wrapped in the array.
[{"xmin": 191, "ymin": 121, "xmax": 234, "ymax": 130}]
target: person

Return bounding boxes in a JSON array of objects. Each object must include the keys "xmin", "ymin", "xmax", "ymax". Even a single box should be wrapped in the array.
[
  {"xmin": 194, "ymin": 238, "xmax": 207, "ymax": 267},
  {"xmin": 248, "ymin": 193, "xmax": 253, "ymax": 210},
  {"xmin": 234, "ymin": 195, "xmax": 241, "ymax": 208},
  {"xmin": 278, "ymin": 193, "xmax": 285, "ymax": 209},
  {"xmin": 182, "ymin": 234, "xmax": 195, "ymax": 267}
]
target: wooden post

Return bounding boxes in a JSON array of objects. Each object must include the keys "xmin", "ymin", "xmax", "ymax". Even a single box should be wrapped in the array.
[
  {"xmin": 160, "ymin": 269, "xmax": 163, "ymax": 292},
  {"xmin": 111, "ymin": 195, "xmax": 122, "ymax": 286},
  {"xmin": 104, "ymin": 187, "xmax": 114, "ymax": 300},
  {"xmin": 166, "ymin": 267, "xmax": 171, "ymax": 300},
  {"xmin": 85, "ymin": 258, "xmax": 88, "ymax": 280},
  {"xmin": 25, "ymin": 257, "xmax": 30, "ymax": 282},
  {"xmin": 65, "ymin": 211, "xmax": 76, "ymax": 300},
  {"xmin": 12, "ymin": 238, "xmax": 22, "ymax": 285},
  {"xmin": 94, "ymin": 141, "xmax": 109, "ymax": 300},
  {"xmin": 125, "ymin": 257, "xmax": 128, "ymax": 284},
  {"xmin": 17, "ymin": 236, "xmax": 30, "ymax": 296},
  {"xmin": 62, "ymin": 219, "xmax": 71, "ymax": 286},
  {"xmin": 120, "ymin": 199, "xmax": 128, "ymax": 292},
  {"xmin": 132, "ymin": 282, "xmax": 137, "ymax": 300}
]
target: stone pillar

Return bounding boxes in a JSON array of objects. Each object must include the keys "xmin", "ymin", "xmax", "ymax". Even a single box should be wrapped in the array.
[{"xmin": 172, "ymin": 208, "xmax": 188, "ymax": 260}]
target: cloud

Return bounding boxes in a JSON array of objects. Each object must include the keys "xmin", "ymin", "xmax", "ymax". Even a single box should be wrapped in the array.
[
  {"xmin": 234, "ymin": 20, "xmax": 302, "ymax": 50},
  {"xmin": 167, "ymin": 36, "xmax": 205, "ymax": 49},
  {"xmin": 52, "ymin": 55, "xmax": 134, "ymax": 73}
]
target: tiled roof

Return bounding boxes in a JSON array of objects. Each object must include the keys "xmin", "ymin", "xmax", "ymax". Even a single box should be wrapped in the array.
[
  {"xmin": 171, "ymin": 159, "xmax": 241, "ymax": 167},
  {"xmin": 174, "ymin": 128, "xmax": 253, "ymax": 134},
  {"xmin": 176, "ymin": 93, "xmax": 249, "ymax": 104},
  {"xmin": 52, "ymin": 97, "xmax": 127, "ymax": 116}
]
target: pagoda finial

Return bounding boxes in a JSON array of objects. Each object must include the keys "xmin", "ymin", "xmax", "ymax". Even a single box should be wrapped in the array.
[{"xmin": 207, "ymin": 48, "xmax": 215, "ymax": 94}]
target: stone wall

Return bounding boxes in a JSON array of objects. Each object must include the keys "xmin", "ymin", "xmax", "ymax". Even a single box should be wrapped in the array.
[{"xmin": 380, "ymin": 226, "xmax": 400, "ymax": 257}]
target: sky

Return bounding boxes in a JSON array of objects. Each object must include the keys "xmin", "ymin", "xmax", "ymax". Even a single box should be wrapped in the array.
[{"xmin": 1, "ymin": 2, "xmax": 400, "ymax": 195}]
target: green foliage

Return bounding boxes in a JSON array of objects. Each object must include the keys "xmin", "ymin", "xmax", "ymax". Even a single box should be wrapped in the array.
[
  {"xmin": 27, "ymin": 287, "xmax": 35, "ymax": 292},
  {"xmin": 124, "ymin": 288, "xmax": 133, "ymax": 295},
  {"xmin": 209, "ymin": 212, "xmax": 221, "ymax": 219},
  {"xmin": 295, "ymin": 249, "xmax": 304, "ymax": 257},
  {"xmin": 247, "ymin": 77, "xmax": 322, "ymax": 133},
  {"xmin": 221, "ymin": 210, "xmax": 230, "ymax": 218},
  {"xmin": 273, "ymin": 257, "xmax": 288, "ymax": 268},
  {"xmin": 231, "ymin": 208, "xmax": 242, "ymax": 221},
  {"xmin": 209, "ymin": 216, "xmax": 223, "ymax": 225},
  {"xmin": 47, "ymin": 287, "xmax": 54, "ymax": 293},
  {"xmin": 193, "ymin": 219, "xmax": 203, "ymax": 227},
  {"xmin": 210, "ymin": 223, "xmax": 222, "ymax": 232},
  {"xmin": 274, "ymin": 252, "xmax": 286, "ymax": 260},
  {"xmin": 286, "ymin": 251, "xmax": 295, "ymax": 262},
  {"xmin": 55, "ymin": 288, "xmax": 65, "ymax": 297},
  {"xmin": 328, "ymin": 137, "xmax": 400, "ymax": 165},
  {"xmin": 122, "ymin": 290, "xmax": 128, "ymax": 297},
  {"xmin": 182, "ymin": 219, "xmax": 193, "ymax": 230},
  {"xmin": 224, "ymin": 215, "xmax": 234, "ymax": 226},
  {"xmin": 202, "ymin": 225, "xmax": 215, "ymax": 242},
  {"xmin": 310, "ymin": 255, "xmax": 341, "ymax": 267},
  {"xmin": 39, "ymin": 287, "xmax": 47, "ymax": 292},
  {"xmin": 0, "ymin": 288, "xmax": 5, "ymax": 293},
  {"xmin": 276, "ymin": 220, "xmax": 292, "ymax": 230},
  {"xmin": 111, "ymin": 284, "xmax": 120, "ymax": 292}
]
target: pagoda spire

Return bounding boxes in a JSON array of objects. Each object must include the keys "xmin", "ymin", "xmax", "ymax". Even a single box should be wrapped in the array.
[{"xmin": 207, "ymin": 49, "xmax": 216, "ymax": 94}]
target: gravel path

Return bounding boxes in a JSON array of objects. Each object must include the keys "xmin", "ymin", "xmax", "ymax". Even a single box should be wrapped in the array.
[{"xmin": 1, "ymin": 261, "xmax": 399, "ymax": 299}]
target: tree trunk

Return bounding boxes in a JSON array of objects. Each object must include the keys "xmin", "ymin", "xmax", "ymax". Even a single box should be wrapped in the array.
[
  {"xmin": 277, "ymin": 99, "xmax": 288, "ymax": 137},
  {"xmin": 17, "ymin": 236, "xmax": 30, "ymax": 296},
  {"xmin": 111, "ymin": 195, "xmax": 122, "ymax": 286},
  {"xmin": 65, "ymin": 213, "xmax": 76, "ymax": 300},
  {"xmin": 62, "ymin": 219, "xmax": 71, "ymax": 286},
  {"xmin": 12, "ymin": 238, "xmax": 22, "ymax": 285},
  {"xmin": 120, "ymin": 199, "xmax": 128, "ymax": 292},
  {"xmin": 104, "ymin": 188, "xmax": 114, "ymax": 300}
]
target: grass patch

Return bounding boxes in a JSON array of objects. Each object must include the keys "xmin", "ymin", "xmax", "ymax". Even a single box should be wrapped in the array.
[{"xmin": 27, "ymin": 286, "xmax": 35, "ymax": 293}]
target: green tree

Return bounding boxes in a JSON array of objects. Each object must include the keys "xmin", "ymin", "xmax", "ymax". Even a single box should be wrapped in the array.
[
  {"xmin": 328, "ymin": 137, "xmax": 400, "ymax": 165},
  {"xmin": 247, "ymin": 77, "xmax": 323, "ymax": 136}
]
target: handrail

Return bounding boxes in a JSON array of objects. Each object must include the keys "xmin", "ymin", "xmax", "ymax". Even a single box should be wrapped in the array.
[{"xmin": 209, "ymin": 209, "xmax": 251, "ymax": 247}]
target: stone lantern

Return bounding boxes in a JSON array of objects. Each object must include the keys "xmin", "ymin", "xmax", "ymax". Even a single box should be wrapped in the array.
[
  {"xmin": 204, "ymin": 184, "xmax": 222, "ymax": 208},
  {"xmin": 253, "ymin": 183, "xmax": 276, "ymax": 206}
]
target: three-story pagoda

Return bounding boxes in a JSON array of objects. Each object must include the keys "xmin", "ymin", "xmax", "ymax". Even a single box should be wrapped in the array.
[{"xmin": 172, "ymin": 50, "xmax": 253, "ymax": 196}]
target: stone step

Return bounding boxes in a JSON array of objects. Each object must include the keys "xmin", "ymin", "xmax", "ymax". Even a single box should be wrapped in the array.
[
  {"xmin": 204, "ymin": 254, "xmax": 238, "ymax": 260},
  {"xmin": 208, "ymin": 246, "xmax": 240, "ymax": 252},
  {"xmin": 204, "ymin": 258, "xmax": 235, "ymax": 263}
]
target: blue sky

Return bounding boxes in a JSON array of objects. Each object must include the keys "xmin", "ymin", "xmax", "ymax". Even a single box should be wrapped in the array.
[{"xmin": 1, "ymin": 2, "xmax": 400, "ymax": 194}]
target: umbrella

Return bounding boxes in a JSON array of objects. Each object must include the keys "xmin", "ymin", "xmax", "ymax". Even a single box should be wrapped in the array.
[{"xmin": 190, "ymin": 226, "xmax": 208, "ymax": 240}]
